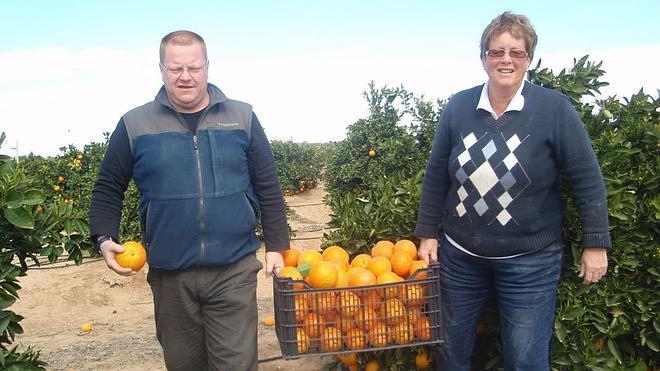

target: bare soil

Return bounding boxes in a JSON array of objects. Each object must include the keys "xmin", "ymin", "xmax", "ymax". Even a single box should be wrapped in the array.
[{"xmin": 13, "ymin": 184, "xmax": 336, "ymax": 371}]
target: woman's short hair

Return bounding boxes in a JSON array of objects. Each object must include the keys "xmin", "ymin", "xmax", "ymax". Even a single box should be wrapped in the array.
[
  {"xmin": 160, "ymin": 30, "xmax": 207, "ymax": 63},
  {"xmin": 480, "ymin": 11, "xmax": 537, "ymax": 61}
]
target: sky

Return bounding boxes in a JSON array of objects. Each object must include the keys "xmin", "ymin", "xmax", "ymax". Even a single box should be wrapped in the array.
[{"xmin": 1, "ymin": 0, "xmax": 658, "ymax": 157}]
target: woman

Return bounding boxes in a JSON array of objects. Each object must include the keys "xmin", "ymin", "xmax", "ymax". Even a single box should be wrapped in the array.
[{"xmin": 415, "ymin": 12, "xmax": 610, "ymax": 371}]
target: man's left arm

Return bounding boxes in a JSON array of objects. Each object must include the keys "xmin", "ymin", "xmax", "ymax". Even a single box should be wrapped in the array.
[{"xmin": 247, "ymin": 113, "xmax": 290, "ymax": 277}]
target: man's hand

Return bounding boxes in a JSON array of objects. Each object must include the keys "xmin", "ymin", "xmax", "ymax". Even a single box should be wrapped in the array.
[
  {"xmin": 265, "ymin": 251, "xmax": 284, "ymax": 278},
  {"xmin": 99, "ymin": 239, "xmax": 136, "ymax": 276},
  {"xmin": 578, "ymin": 248, "xmax": 608, "ymax": 284},
  {"xmin": 418, "ymin": 237, "xmax": 439, "ymax": 263}
]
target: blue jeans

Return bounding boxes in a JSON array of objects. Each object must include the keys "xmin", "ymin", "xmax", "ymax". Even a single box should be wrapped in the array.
[{"xmin": 437, "ymin": 236, "xmax": 563, "ymax": 371}]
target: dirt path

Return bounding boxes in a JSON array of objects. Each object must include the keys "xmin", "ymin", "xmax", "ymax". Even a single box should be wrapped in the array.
[{"xmin": 13, "ymin": 184, "xmax": 335, "ymax": 371}]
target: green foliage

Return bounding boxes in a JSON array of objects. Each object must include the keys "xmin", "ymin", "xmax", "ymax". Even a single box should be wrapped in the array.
[
  {"xmin": 271, "ymin": 140, "xmax": 324, "ymax": 195},
  {"xmin": 323, "ymin": 57, "xmax": 659, "ymax": 369},
  {"xmin": 323, "ymin": 82, "xmax": 440, "ymax": 200},
  {"xmin": 323, "ymin": 170, "xmax": 423, "ymax": 253},
  {"xmin": 19, "ymin": 134, "xmax": 142, "ymax": 242},
  {"xmin": 0, "ymin": 132, "xmax": 92, "ymax": 368}
]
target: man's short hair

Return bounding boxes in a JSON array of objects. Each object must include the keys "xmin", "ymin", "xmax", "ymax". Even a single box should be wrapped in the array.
[{"xmin": 160, "ymin": 30, "xmax": 207, "ymax": 63}]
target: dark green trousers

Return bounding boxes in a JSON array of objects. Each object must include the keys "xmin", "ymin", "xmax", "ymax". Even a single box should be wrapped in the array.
[{"xmin": 147, "ymin": 254, "xmax": 262, "ymax": 371}]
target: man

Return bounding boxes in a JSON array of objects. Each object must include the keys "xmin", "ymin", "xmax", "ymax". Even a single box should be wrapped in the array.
[{"xmin": 89, "ymin": 30, "xmax": 288, "ymax": 370}]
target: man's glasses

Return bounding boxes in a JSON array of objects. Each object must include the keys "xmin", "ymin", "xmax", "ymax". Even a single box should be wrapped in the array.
[
  {"xmin": 484, "ymin": 49, "xmax": 528, "ymax": 59},
  {"xmin": 160, "ymin": 61, "xmax": 208, "ymax": 77}
]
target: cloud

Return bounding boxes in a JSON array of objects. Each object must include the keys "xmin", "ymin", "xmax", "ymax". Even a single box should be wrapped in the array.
[{"xmin": 1, "ymin": 43, "xmax": 658, "ymax": 157}]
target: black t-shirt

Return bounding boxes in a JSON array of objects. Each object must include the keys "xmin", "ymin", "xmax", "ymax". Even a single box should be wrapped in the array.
[{"xmin": 180, "ymin": 109, "xmax": 205, "ymax": 135}]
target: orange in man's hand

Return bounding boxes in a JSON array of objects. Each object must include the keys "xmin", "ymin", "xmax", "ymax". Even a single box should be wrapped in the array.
[{"xmin": 115, "ymin": 241, "xmax": 147, "ymax": 271}]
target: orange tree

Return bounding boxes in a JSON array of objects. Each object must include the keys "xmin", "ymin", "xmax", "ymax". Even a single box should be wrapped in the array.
[
  {"xmin": 323, "ymin": 82, "xmax": 441, "ymax": 200},
  {"xmin": 271, "ymin": 140, "xmax": 324, "ymax": 195},
  {"xmin": 0, "ymin": 132, "xmax": 93, "ymax": 369},
  {"xmin": 20, "ymin": 134, "xmax": 142, "ymax": 242},
  {"xmin": 323, "ymin": 57, "xmax": 658, "ymax": 370}
]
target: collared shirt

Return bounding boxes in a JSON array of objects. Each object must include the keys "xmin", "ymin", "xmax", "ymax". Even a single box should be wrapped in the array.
[
  {"xmin": 477, "ymin": 80, "xmax": 526, "ymax": 119},
  {"xmin": 446, "ymin": 79, "xmax": 530, "ymax": 260}
]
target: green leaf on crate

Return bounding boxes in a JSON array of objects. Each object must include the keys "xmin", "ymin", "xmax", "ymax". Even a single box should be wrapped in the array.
[{"xmin": 297, "ymin": 262, "xmax": 312, "ymax": 278}]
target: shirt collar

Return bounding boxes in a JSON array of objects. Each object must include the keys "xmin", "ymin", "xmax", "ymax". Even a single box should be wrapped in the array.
[{"xmin": 477, "ymin": 80, "xmax": 526, "ymax": 119}]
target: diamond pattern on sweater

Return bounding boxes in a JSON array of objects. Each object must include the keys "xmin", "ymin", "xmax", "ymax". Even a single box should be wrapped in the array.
[{"xmin": 452, "ymin": 132, "xmax": 530, "ymax": 226}]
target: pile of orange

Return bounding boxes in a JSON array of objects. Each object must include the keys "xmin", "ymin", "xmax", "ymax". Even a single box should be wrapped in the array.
[{"xmin": 276, "ymin": 240, "xmax": 434, "ymax": 354}]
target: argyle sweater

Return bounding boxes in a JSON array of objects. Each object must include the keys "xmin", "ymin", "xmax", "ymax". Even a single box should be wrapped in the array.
[{"xmin": 415, "ymin": 82, "xmax": 611, "ymax": 257}]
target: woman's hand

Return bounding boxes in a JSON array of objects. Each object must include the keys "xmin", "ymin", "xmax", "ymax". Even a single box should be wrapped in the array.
[
  {"xmin": 418, "ymin": 237, "xmax": 439, "ymax": 263},
  {"xmin": 579, "ymin": 248, "xmax": 608, "ymax": 284}
]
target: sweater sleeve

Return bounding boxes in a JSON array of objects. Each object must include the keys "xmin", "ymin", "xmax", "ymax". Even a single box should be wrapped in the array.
[
  {"xmin": 555, "ymin": 98, "xmax": 611, "ymax": 249},
  {"xmin": 89, "ymin": 118, "xmax": 134, "ymax": 243},
  {"xmin": 415, "ymin": 104, "xmax": 454, "ymax": 239},
  {"xmin": 247, "ymin": 113, "xmax": 290, "ymax": 252}
]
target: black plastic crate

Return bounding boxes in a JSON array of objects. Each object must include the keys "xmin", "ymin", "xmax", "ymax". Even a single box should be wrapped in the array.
[{"xmin": 273, "ymin": 263, "xmax": 444, "ymax": 358}]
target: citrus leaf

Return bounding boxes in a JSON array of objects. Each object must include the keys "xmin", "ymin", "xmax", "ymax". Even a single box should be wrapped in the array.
[
  {"xmin": 5, "ymin": 190, "xmax": 24, "ymax": 209},
  {"xmin": 3, "ymin": 207, "xmax": 34, "ymax": 229},
  {"xmin": 296, "ymin": 262, "xmax": 312, "ymax": 278},
  {"xmin": 607, "ymin": 339, "xmax": 622, "ymax": 363},
  {"xmin": 21, "ymin": 189, "xmax": 46, "ymax": 205}
]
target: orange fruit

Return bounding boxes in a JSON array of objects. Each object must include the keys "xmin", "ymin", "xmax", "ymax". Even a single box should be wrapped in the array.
[
  {"xmin": 392, "ymin": 321, "xmax": 414, "ymax": 344},
  {"xmin": 348, "ymin": 267, "xmax": 377, "ymax": 287},
  {"xmin": 390, "ymin": 251, "xmax": 413, "ymax": 278},
  {"xmin": 409, "ymin": 260, "xmax": 429, "ymax": 279},
  {"xmin": 354, "ymin": 306, "xmax": 378, "ymax": 331},
  {"xmin": 322, "ymin": 245, "xmax": 350, "ymax": 264},
  {"xmin": 401, "ymin": 284, "xmax": 426, "ymax": 306},
  {"xmin": 307, "ymin": 292, "xmax": 338, "ymax": 315},
  {"xmin": 296, "ymin": 328, "xmax": 309, "ymax": 353},
  {"xmin": 414, "ymin": 315, "xmax": 432, "ymax": 341},
  {"xmin": 308, "ymin": 261, "xmax": 338, "ymax": 288},
  {"xmin": 371, "ymin": 240, "xmax": 394, "ymax": 259},
  {"xmin": 115, "ymin": 241, "xmax": 147, "ymax": 271},
  {"xmin": 80, "ymin": 322, "xmax": 92, "ymax": 333},
  {"xmin": 76, "ymin": 154, "xmax": 83, "ymax": 160},
  {"xmin": 368, "ymin": 149, "xmax": 377, "ymax": 158},
  {"xmin": 360, "ymin": 289, "xmax": 382, "ymax": 310},
  {"xmin": 394, "ymin": 239, "xmax": 418, "ymax": 259},
  {"xmin": 327, "ymin": 258, "xmax": 349, "ymax": 272},
  {"xmin": 298, "ymin": 250, "xmax": 322, "ymax": 266},
  {"xmin": 365, "ymin": 359, "xmax": 380, "ymax": 371},
  {"xmin": 367, "ymin": 321, "xmax": 389, "ymax": 347},
  {"xmin": 407, "ymin": 306, "xmax": 422, "ymax": 324},
  {"xmin": 322, "ymin": 309, "xmax": 341, "ymax": 327},
  {"xmin": 57, "ymin": 175, "xmax": 65, "ymax": 183},
  {"xmin": 262, "ymin": 315, "xmax": 275, "ymax": 326},
  {"xmin": 337, "ymin": 352, "xmax": 358, "ymax": 366},
  {"xmin": 476, "ymin": 322, "xmax": 487, "ymax": 335},
  {"xmin": 335, "ymin": 269, "xmax": 349, "ymax": 288},
  {"xmin": 345, "ymin": 327, "xmax": 367, "ymax": 350},
  {"xmin": 350, "ymin": 253, "xmax": 371, "ymax": 269},
  {"xmin": 376, "ymin": 271, "xmax": 404, "ymax": 299},
  {"xmin": 303, "ymin": 312, "xmax": 325, "ymax": 338},
  {"xmin": 367, "ymin": 256, "xmax": 392, "ymax": 278},
  {"xmin": 321, "ymin": 326, "xmax": 342, "ymax": 352},
  {"xmin": 53, "ymin": 185, "xmax": 61, "ymax": 192},
  {"xmin": 282, "ymin": 248, "xmax": 301, "ymax": 267},
  {"xmin": 416, "ymin": 352, "xmax": 431, "ymax": 369},
  {"xmin": 338, "ymin": 291, "xmax": 361, "ymax": 318},
  {"xmin": 378, "ymin": 298, "xmax": 406, "ymax": 326},
  {"xmin": 294, "ymin": 296, "xmax": 309, "ymax": 322},
  {"xmin": 278, "ymin": 266, "xmax": 305, "ymax": 290}
]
